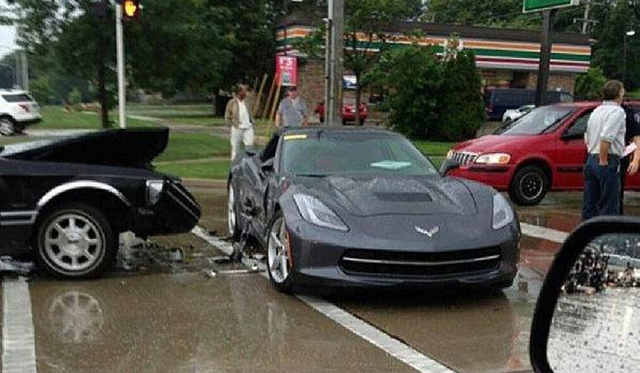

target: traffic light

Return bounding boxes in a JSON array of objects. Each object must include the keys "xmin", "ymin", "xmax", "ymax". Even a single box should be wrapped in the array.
[{"xmin": 122, "ymin": 0, "xmax": 140, "ymax": 21}]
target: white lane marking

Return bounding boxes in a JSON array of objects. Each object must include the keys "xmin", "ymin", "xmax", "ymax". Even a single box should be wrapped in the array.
[
  {"xmin": 2, "ymin": 277, "xmax": 37, "ymax": 373},
  {"xmin": 520, "ymin": 223, "xmax": 569, "ymax": 244},
  {"xmin": 192, "ymin": 227, "xmax": 456, "ymax": 373}
]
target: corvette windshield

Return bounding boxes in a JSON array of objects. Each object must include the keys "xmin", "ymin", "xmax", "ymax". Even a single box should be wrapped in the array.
[
  {"xmin": 499, "ymin": 106, "xmax": 574, "ymax": 135},
  {"xmin": 281, "ymin": 133, "xmax": 439, "ymax": 176}
]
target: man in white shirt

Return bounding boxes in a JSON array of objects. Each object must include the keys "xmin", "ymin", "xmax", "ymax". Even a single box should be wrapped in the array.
[
  {"xmin": 583, "ymin": 80, "xmax": 627, "ymax": 220},
  {"xmin": 225, "ymin": 85, "xmax": 255, "ymax": 160}
]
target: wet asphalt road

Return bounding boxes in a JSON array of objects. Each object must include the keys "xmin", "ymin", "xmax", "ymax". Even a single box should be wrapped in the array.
[{"xmin": 2, "ymin": 187, "xmax": 640, "ymax": 373}]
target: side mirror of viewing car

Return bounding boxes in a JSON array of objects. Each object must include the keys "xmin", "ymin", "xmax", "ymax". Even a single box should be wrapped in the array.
[
  {"xmin": 529, "ymin": 217, "xmax": 640, "ymax": 373},
  {"xmin": 439, "ymin": 158, "xmax": 460, "ymax": 175}
]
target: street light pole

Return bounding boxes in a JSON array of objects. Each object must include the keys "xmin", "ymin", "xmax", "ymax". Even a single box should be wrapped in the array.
[
  {"xmin": 624, "ymin": 30, "xmax": 636, "ymax": 86},
  {"xmin": 115, "ymin": 1, "xmax": 126, "ymax": 129}
]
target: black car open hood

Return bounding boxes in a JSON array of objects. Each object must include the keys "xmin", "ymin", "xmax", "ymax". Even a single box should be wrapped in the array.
[
  {"xmin": 294, "ymin": 175, "xmax": 478, "ymax": 217},
  {"xmin": 2, "ymin": 128, "xmax": 169, "ymax": 167}
]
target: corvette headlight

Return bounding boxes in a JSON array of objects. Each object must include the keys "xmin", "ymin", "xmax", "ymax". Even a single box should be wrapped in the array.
[
  {"xmin": 146, "ymin": 180, "xmax": 165, "ymax": 206},
  {"xmin": 293, "ymin": 194, "xmax": 348, "ymax": 232},
  {"xmin": 492, "ymin": 194, "xmax": 514, "ymax": 230},
  {"xmin": 475, "ymin": 153, "xmax": 511, "ymax": 165}
]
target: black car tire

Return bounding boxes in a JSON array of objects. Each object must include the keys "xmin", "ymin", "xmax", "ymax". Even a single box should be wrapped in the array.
[
  {"xmin": 0, "ymin": 116, "xmax": 16, "ymax": 136},
  {"xmin": 266, "ymin": 211, "xmax": 294, "ymax": 294},
  {"xmin": 36, "ymin": 203, "xmax": 117, "ymax": 278},
  {"xmin": 509, "ymin": 165, "xmax": 549, "ymax": 206},
  {"xmin": 227, "ymin": 181, "xmax": 241, "ymax": 240}
]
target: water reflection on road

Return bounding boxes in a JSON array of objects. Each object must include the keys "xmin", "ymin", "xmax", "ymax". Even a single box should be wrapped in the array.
[{"xmin": 548, "ymin": 288, "xmax": 640, "ymax": 372}]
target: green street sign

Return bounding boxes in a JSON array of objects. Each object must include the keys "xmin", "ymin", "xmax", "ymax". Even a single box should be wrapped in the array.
[{"xmin": 523, "ymin": 0, "xmax": 579, "ymax": 13}]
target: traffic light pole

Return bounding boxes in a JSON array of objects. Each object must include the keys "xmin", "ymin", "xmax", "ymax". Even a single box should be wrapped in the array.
[
  {"xmin": 535, "ymin": 9, "xmax": 555, "ymax": 107},
  {"xmin": 115, "ymin": 2, "xmax": 126, "ymax": 129}
]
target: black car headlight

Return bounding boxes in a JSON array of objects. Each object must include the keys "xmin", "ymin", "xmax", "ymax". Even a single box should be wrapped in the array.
[
  {"xmin": 293, "ymin": 194, "xmax": 348, "ymax": 232},
  {"xmin": 492, "ymin": 194, "xmax": 515, "ymax": 230},
  {"xmin": 146, "ymin": 180, "xmax": 165, "ymax": 206}
]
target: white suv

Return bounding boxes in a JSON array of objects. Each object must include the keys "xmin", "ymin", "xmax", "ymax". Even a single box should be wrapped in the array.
[{"xmin": 0, "ymin": 90, "xmax": 42, "ymax": 136}]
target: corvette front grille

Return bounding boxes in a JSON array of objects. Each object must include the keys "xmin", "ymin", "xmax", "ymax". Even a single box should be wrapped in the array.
[
  {"xmin": 339, "ymin": 247, "xmax": 501, "ymax": 278},
  {"xmin": 451, "ymin": 151, "xmax": 479, "ymax": 165}
]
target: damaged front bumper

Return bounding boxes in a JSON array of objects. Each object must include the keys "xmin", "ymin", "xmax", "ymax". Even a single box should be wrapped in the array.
[{"xmin": 133, "ymin": 180, "xmax": 201, "ymax": 236}]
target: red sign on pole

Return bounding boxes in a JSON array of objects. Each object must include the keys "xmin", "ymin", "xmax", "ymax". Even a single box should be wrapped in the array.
[{"xmin": 276, "ymin": 56, "xmax": 298, "ymax": 87}]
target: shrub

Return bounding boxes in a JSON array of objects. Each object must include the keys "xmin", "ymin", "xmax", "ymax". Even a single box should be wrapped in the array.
[{"xmin": 575, "ymin": 67, "xmax": 606, "ymax": 100}]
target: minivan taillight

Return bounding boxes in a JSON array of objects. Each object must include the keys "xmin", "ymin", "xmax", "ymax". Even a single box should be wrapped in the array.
[{"xmin": 18, "ymin": 104, "xmax": 29, "ymax": 112}]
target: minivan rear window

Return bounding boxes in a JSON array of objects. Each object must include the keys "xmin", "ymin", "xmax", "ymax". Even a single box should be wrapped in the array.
[
  {"xmin": 2, "ymin": 94, "xmax": 32, "ymax": 103},
  {"xmin": 500, "ymin": 106, "xmax": 574, "ymax": 136}
]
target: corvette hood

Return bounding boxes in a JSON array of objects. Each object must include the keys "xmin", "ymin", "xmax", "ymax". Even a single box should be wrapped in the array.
[
  {"xmin": 1, "ymin": 128, "xmax": 169, "ymax": 167},
  {"xmin": 294, "ymin": 175, "xmax": 478, "ymax": 217}
]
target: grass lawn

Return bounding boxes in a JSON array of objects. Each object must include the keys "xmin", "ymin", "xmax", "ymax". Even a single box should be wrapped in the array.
[
  {"xmin": 155, "ymin": 161, "xmax": 230, "ymax": 180},
  {"xmin": 411, "ymin": 140, "xmax": 455, "ymax": 157},
  {"xmin": 33, "ymin": 106, "xmax": 157, "ymax": 130},
  {"xmin": 157, "ymin": 132, "xmax": 229, "ymax": 162}
]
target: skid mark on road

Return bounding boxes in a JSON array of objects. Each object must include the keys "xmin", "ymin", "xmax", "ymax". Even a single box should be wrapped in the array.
[
  {"xmin": 2, "ymin": 277, "xmax": 37, "ymax": 373},
  {"xmin": 192, "ymin": 227, "xmax": 456, "ymax": 373}
]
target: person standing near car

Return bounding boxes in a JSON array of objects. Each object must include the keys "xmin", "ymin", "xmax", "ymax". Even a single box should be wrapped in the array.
[
  {"xmin": 583, "ymin": 80, "xmax": 627, "ymax": 220},
  {"xmin": 225, "ymin": 84, "xmax": 255, "ymax": 160},
  {"xmin": 275, "ymin": 86, "xmax": 309, "ymax": 128},
  {"xmin": 620, "ymin": 107, "xmax": 640, "ymax": 214}
]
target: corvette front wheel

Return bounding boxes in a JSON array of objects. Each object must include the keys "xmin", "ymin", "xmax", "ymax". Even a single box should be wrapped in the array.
[{"xmin": 267, "ymin": 212, "xmax": 294, "ymax": 293}]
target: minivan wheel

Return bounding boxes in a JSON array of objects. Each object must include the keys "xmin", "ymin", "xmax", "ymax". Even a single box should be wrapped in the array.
[
  {"xmin": 36, "ymin": 203, "xmax": 117, "ymax": 278},
  {"xmin": 0, "ymin": 117, "xmax": 16, "ymax": 136},
  {"xmin": 509, "ymin": 165, "xmax": 549, "ymax": 206}
]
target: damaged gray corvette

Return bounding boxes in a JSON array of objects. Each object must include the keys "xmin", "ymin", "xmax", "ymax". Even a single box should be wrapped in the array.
[{"xmin": 228, "ymin": 127, "xmax": 520, "ymax": 293}]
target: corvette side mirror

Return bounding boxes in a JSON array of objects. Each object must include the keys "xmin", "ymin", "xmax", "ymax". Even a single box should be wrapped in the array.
[
  {"xmin": 529, "ymin": 217, "xmax": 640, "ymax": 373},
  {"xmin": 261, "ymin": 158, "xmax": 274, "ymax": 173},
  {"xmin": 439, "ymin": 158, "xmax": 460, "ymax": 175}
]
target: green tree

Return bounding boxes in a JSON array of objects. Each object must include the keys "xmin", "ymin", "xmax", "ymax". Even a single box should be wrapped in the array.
[
  {"xmin": 438, "ymin": 47, "xmax": 485, "ymax": 141},
  {"xmin": 575, "ymin": 67, "xmax": 606, "ymax": 100},
  {"xmin": 372, "ymin": 45, "xmax": 443, "ymax": 138},
  {"xmin": 345, "ymin": 0, "xmax": 423, "ymax": 125}
]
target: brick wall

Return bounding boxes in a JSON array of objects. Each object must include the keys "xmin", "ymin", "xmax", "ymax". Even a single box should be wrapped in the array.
[
  {"xmin": 526, "ymin": 72, "xmax": 576, "ymax": 94},
  {"xmin": 298, "ymin": 58, "xmax": 326, "ymax": 119}
]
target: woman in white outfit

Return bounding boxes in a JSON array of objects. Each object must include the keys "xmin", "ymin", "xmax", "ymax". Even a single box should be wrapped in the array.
[{"xmin": 225, "ymin": 85, "xmax": 255, "ymax": 160}]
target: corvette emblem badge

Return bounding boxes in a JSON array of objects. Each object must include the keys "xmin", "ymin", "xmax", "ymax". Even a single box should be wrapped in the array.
[{"xmin": 415, "ymin": 226, "xmax": 440, "ymax": 238}]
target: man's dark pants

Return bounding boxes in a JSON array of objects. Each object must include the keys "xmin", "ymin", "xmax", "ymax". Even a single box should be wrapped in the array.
[{"xmin": 583, "ymin": 155, "xmax": 621, "ymax": 220}]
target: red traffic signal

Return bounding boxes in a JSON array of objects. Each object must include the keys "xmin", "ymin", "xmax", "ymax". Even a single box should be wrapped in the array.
[{"xmin": 122, "ymin": 0, "xmax": 140, "ymax": 21}]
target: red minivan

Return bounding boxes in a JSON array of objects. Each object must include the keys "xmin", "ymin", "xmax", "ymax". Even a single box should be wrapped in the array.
[{"xmin": 445, "ymin": 102, "xmax": 640, "ymax": 206}]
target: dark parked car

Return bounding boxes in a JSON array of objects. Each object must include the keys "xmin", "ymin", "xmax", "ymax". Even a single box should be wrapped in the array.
[
  {"xmin": 0, "ymin": 128, "xmax": 201, "ymax": 278},
  {"xmin": 228, "ymin": 127, "xmax": 520, "ymax": 293},
  {"xmin": 484, "ymin": 88, "xmax": 573, "ymax": 121}
]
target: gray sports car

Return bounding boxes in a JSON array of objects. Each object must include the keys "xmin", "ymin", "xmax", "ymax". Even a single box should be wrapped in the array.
[{"xmin": 228, "ymin": 127, "xmax": 520, "ymax": 293}]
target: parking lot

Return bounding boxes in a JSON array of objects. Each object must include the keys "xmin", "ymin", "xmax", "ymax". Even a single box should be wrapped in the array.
[{"xmin": 3, "ymin": 184, "xmax": 637, "ymax": 373}]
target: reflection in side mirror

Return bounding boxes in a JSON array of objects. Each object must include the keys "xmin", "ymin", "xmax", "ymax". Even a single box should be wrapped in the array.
[{"xmin": 547, "ymin": 233, "xmax": 640, "ymax": 372}]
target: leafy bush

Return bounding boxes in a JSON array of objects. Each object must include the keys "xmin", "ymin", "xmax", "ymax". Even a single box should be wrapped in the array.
[
  {"xmin": 575, "ymin": 67, "xmax": 606, "ymax": 100},
  {"xmin": 437, "ymin": 50, "xmax": 485, "ymax": 141},
  {"xmin": 372, "ymin": 45, "xmax": 443, "ymax": 138},
  {"xmin": 373, "ymin": 43, "xmax": 485, "ymax": 141},
  {"xmin": 67, "ymin": 88, "xmax": 83, "ymax": 105}
]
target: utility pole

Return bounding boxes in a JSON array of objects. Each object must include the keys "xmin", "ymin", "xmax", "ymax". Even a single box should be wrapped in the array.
[
  {"xmin": 327, "ymin": 0, "xmax": 343, "ymax": 126},
  {"xmin": 535, "ymin": 10, "xmax": 555, "ymax": 107},
  {"xmin": 20, "ymin": 51, "xmax": 28, "ymax": 91},
  {"xmin": 582, "ymin": 0, "xmax": 590, "ymax": 34},
  {"xmin": 115, "ymin": 1, "xmax": 126, "ymax": 129}
]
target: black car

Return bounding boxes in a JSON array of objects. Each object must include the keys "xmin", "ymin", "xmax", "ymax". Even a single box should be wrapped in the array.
[
  {"xmin": 0, "ymin": 128, "xmax": 201, "ymax": 278},
  {"xmin": 228, "ymin": 127, "xmax": 521, "ymax": 293}
]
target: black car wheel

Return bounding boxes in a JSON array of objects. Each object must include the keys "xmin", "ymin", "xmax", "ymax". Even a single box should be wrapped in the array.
[
  {"xmin": 267, "ymin": 211, "xmax": 294, "ymax": 293},
  {"xmin": 509, "ymin": 165, "xmax": 549, "ymax": 206},
  {"xmin": 0, "ymin": 117, "xmax": 16, "ymax": 136},
  {"xmin": 36, "ymin": 203, "xmax": 117, "ymax": 278},
  {"xmin": 227, "ymin": 182, "xmax": 241, "ymax": 240}
]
